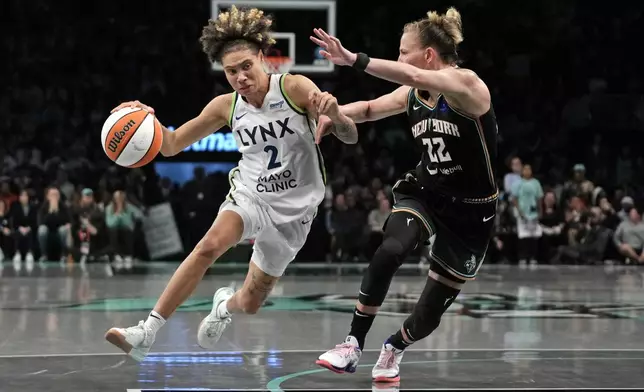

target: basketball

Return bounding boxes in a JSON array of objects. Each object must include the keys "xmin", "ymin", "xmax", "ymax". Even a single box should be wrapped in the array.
[{"xmin": 100, "ymin": 107, "xmax": 163, "ymax": 168}]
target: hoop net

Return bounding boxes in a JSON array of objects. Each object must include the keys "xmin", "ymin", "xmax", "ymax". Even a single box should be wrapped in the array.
[{"xmin": 264, "ymin": 56, "xmax": 293, "ymax": 74}]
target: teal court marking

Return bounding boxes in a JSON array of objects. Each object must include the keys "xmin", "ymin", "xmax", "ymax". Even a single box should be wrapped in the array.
[{"xmin": 266, "ymin": 356, "xmax": 644, "ymax": 392}]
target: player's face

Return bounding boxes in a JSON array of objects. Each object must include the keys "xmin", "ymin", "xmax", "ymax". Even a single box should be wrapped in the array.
[
  {"xmin": 399, "ymin": 32, "xmax": 440, "ymax": 70},
  {"xmin": 222, "ymin": 48, "xmax": 266, "ymax": 96},
  {"xmin": 398, "ymin": 32, "xmax": 427, "ymax": 68}
]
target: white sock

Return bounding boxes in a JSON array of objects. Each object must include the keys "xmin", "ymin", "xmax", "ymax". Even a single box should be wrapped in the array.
[
  {"xmin": 144, "ymin": 310, "xmax": 166, "ymax": 333},
  {"xmin": 216, "ymin": 299, "xmax": 231, "ymax": 319}
]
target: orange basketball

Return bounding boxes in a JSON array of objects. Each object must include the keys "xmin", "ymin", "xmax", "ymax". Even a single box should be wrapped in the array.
[{"xmin": 101, "ymin": 107, "xmax": 163, "ymax": 168}]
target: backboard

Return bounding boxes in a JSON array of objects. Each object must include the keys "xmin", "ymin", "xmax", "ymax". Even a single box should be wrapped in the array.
[{"xmin": 210, "ymin": 0, "xmax": 336, "ymax": 73}]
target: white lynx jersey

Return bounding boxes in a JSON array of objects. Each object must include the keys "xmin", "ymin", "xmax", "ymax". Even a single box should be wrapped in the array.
[{"xmin": 228, "ymin": 73, "xmax": 326, "ymax": 224}]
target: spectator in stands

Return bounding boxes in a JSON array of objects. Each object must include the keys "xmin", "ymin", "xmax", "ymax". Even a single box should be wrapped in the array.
[
  {"xmin": 504, "ymin": 156, "xmax": 523, "ymax": 195},
  {"xmin": 512, "ymin": 164, "xmax": 544, "ymax": 265},
  {"xmin": 105, "ymin": 190, "xmax": 143, "ymax": 269},
  {"xmin": 37, "ymin": 187, "xmax": 71, "ymax": 262},
  {"xmin": 613, "ymin": 207, "xmax": 644, "ymax": 263},
  {"xmin": 562, "ymin": 164, "xmax": 595, "ymax": 204},
  {"xmin": 617, "ymin": 196, "xmax": 635, "ymax": 221},
  {"xmin": 72, "ymin": 188, "xmax": 104, "ymax": 263},
  {"xmin": 598, "ymin": 196, "xmax": 621, "ymax": 230},
  {"xmin": 553, "ymin": 207, "xmax": 612, "ymax": 264},
  {"xmin": 540, "ymin": 190, "xmax": 565, "ymax": 262},
  {"xmin": 0, "ymin": 181, "xmax": 17, "ymax": 209},
  {"xmin": 367, "ymin": 197, "xmax": 391, "ymax": 258},
  {"xmin": 10, "ymin": 190, "xmax": 37, "ymax": 263},
  {"xmin": 0, "ymin": 200, "xmax": 11, "ymax": 263},
  {"xmin": 329, "ymin": 193, "xmax": 366, "ymax": 261}
]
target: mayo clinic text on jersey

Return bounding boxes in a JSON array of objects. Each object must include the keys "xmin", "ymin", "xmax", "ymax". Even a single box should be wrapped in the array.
[{"xmin": 256, "ymin": 169, "xmax": 298, "ymax": 193}]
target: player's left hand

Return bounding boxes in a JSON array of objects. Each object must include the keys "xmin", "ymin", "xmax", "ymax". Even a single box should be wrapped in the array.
[
  {"xmin": 309, "ymin": 90, "xmax": 341, "ymax": 119},
  {"xmin": 314, "ymin": 115, "xmax": 334, "ymax": 144},
  {"xmin": 310, "ymin": 28, "xmax": 356, "ymax": 66}
]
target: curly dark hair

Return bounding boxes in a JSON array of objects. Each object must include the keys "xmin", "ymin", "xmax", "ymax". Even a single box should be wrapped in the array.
[{"xmin": 200, "ymin": 5, "xmax": 277, "ymax": 62}]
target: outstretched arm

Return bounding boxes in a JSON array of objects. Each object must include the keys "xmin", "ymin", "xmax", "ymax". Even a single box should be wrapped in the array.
[
  {"xmin": 110, "ymin": 94, "xmax": 233, "ymax": 157},
  {"xmin": 311, "ymin": 28, "xmax": 490, "ymax": 116},
  {"xmin": 284, "ymin": 74, "xmax": 358, "ymax": 144},
  {"xmin": 341, "ymin": 85, "xmax": 410, "ymax": 123}
]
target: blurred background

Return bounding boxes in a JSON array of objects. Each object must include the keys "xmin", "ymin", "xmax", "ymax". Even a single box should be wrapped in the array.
[{"xmin": 2, "ymin": 0, "xmax": 643, "ymax": 274}]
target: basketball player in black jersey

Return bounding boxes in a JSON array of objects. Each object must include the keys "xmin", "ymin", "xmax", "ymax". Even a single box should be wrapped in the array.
[{"xmin": 310, "ymin": 8, "xmax": 498, "ymax": 382}]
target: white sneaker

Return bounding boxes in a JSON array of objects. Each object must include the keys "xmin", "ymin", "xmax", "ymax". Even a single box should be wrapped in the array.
[
  {"xmin": 26, "ymin": 252, "xmax": 34, "ymax": 263},
  {"xmin": 372, "ymin": 342, "xmax": 404, "ymax": 383},
  {"xmin": 105, "ymin": 321, "xmax": 155, "ymax": 362},
  {"xmin": 316, "ymin": 336, "xmax": 362, "ymax": 373},
  {"xmin": 197, "ymin": 287, "xmax": 234, "ymax": 349}
]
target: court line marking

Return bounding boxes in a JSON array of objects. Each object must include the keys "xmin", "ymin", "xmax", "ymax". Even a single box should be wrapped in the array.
[
  {"xmin": 5, "ymin": 348, "xmax": 644, "ymax": 358},
  {"xmin": 266, "ymin": 357, "xmax": 644, "ymax": 392}
]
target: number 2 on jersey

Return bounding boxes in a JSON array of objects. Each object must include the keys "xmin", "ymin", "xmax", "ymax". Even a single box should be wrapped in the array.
[
  {"xmin": 422, "ymin": 137, "xmax": 452, "ymax": 163},
  {"xmin": 264, "ymin": 145, "xmax": 282, "ymax": 169}
]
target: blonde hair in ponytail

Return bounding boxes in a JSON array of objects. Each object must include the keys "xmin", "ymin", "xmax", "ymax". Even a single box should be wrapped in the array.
[{"xmin": 403, "ymin": 7, "xmax": 464, "ymax": 63}]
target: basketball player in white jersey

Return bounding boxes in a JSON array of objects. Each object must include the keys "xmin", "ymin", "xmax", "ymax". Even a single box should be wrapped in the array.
[{"xmin": 104, "ymin": 6, "xmax": 357, "ymax": 362}]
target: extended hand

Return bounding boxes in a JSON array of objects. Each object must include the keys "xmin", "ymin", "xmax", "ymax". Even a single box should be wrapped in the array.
[
  {"xmin": 310, "ymin": 28, "xmax": 357, "ymax": 66},
  {"xmin": 111, "ymin": 100, "xmax": 155, "ymax": 114},
  {"xmin": 309, "ymin": 91, "xmax": 340, "ymax": 119},
  {"xmin": 314, "ymin": 115, "xmax": 334, "ymax": 144}
]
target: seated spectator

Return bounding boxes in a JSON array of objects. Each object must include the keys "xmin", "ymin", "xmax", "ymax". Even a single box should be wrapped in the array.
[
  {"xmin": 553, "ymin": 207, "xmax": 612, "ymax": 264},
  {"xmin": 10, "ymin": 190, "xmax": 37, "ymax": 262},
  {"xmin": 617, "ymin": 196, "xmax": 635, "ymax": 221},
  {"xmin": 105, "ymin": 190, "xmax": 143, "ymax": 268},
  {"xmin": 598, "ymin": 196, "xmax": 621, "ymax": 231},
  {"xmin": 0, "ymin": 200, "xmax": 11, "ymax": 262},
  {"xmin": 0, "ymin": 181, "xmax": 17, "ymax": 209},
  {"xmin": 613, "ymin": 207, "xmax": 644, "ymax": 263},
  {"xmin": 329, "ymin": 193, "xmax": 366, "ymax": 261},
  {"xmin": 37, "ymin": 187, "xmax": 71, "ymax": 262},
  {"xmin": 540, "ymin": 190, "xmax": 565, "ymax": 262},
  {"xmin": 367, "ymin": 198, "xmax": 391, "ymax": 258},
  {"xmin": 72, "ymin": 188, "xmax": 104, "ymax": 263}
]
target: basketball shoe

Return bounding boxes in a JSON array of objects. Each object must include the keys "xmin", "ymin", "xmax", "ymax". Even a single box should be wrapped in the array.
[
  {"xmin": 197, "ymin": 287, "xmax": 234, "ymax": 348},
  {"xmin": 105, "ymin": 321, "xmax": 155, "ymax": 362},
  {"xmin": 371, "ymin": 341, "xmax": 404, "ymax": 383},
  {"xmin": 316, "ymin": 336, "xmax": 362, "ymax": 373}
]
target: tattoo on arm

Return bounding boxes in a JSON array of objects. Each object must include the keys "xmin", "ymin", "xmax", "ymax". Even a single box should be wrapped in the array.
[{"xmin": 331, "ymin": 119, "xmax": 358, "ymax": 144}]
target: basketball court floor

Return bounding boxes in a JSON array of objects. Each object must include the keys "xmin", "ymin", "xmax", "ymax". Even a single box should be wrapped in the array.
[{"xmin": 1, "ymin": 262, "xmax": 644, "ymax": 391}]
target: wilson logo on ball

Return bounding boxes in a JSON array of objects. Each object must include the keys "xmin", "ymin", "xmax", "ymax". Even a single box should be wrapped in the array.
[
  {"xmin": 101, "ymin": 107, "xmax": 163, "ymax": 168},
  {"xmin": 107, "ymin": 119, "xmax": 137, "ymax": 153}
]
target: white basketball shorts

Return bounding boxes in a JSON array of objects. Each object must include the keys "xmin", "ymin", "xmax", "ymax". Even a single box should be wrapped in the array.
[{"xmin": 219, "ymin": 178, "xmax": 316, "ymax": 277}]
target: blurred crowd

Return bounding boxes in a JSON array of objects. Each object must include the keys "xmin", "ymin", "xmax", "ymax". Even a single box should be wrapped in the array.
[{"xmin": 2, "ymin": 1, "xmax": 643, "ymax": 270}]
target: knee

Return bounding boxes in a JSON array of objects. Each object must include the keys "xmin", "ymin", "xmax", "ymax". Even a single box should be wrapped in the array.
[
  {"xmin": 238, "ymin": 290, "xmax": 263, "ymax": 314},
  {"xmin": 373, "ymin": 236, "xmax": 407, "ymax": 267},
  {"xmin": 194, "ymin": 232, "xmax": 230, "ymax": 264},
  {"xmin": 38, "ymin": 225, "xmax": 48, "ymax": 237}
]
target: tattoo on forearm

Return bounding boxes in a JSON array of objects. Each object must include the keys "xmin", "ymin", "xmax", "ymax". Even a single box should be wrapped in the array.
[{"xmin": 332, "ymin": 121, "xmax": 357, "ymax": 143}]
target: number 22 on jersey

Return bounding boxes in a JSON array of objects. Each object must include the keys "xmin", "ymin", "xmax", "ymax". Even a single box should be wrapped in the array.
[{"xmin": 422, "ymin": 137, "xmax": 452, "ymax": 163}]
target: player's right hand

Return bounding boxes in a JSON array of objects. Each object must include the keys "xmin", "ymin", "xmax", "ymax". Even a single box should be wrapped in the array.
[{"xmin": 111, "ymin": 100, "xmax": 155, "ymax": 114}]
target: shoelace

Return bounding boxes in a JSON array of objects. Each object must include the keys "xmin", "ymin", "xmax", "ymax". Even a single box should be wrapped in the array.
[
  {"xmin": 331, "ymin": 343, "xmax": 355, "ymax": 355},
  {"xmin": 376, "ymin": 349, "xmax": 396, "ymax": 368}
]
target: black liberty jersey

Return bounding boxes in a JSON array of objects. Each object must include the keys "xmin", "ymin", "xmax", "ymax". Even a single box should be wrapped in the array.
[{"xmin": 407, "ymin": 88, "xmax": 498, "ymax": 200}]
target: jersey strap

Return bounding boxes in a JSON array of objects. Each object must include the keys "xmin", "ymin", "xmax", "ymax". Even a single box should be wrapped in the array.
[{"xmin": 279, "ymin": 74, "xmax": 306, "ymax": 116}]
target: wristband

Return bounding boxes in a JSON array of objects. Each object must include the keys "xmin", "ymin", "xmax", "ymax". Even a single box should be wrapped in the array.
[{"xmin": 352, "ymin": 52, "xmax": 370, "ymax": 71}]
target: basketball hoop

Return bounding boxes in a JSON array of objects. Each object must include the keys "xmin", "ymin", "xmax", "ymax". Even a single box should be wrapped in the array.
[{"xmin": 264, "ymin": 56, "xmax": 293, "ymax": 74}]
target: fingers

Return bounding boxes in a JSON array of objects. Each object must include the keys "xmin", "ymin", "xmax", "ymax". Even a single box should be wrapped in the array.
[
  {"xmin": 315, "ymin": 92, "xmax": 337, "ymax": 115},
  {"xmin": 110, "ymin": 100, "xmax": 155, "ymax": 114},
  {"xmin": 309, "ymin": 35, "xmax": 327, "ymax": 49},
  {"xmin": 315, "ymin": 116, "xmax": 333, "ymax": 145}
]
